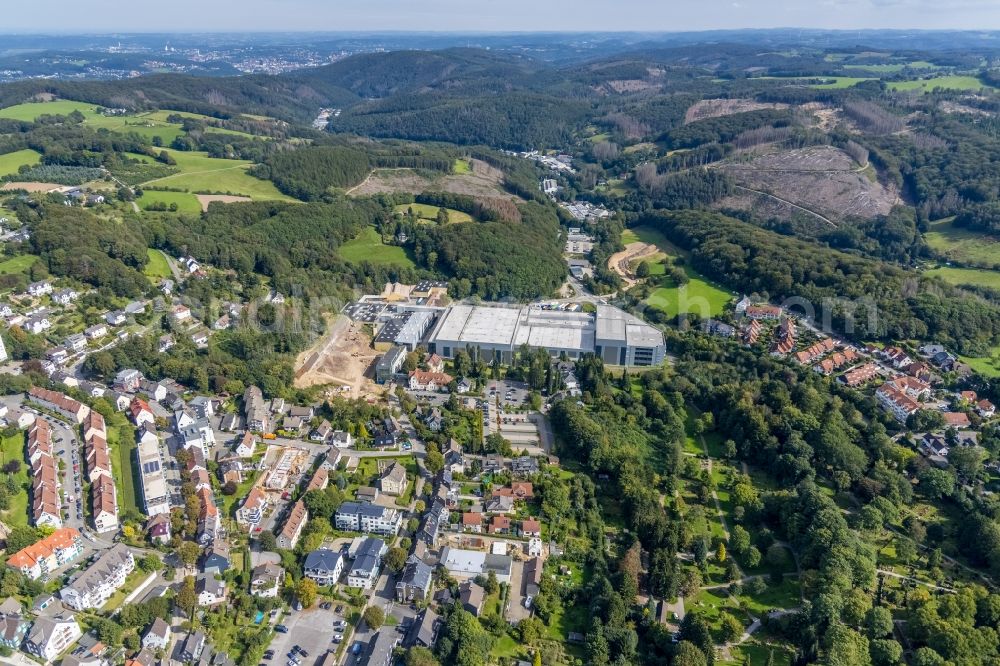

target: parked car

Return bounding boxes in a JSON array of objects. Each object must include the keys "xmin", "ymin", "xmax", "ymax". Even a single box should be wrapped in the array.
[{"xmin": 275, "ymin": 625, "xmax": 288, "ymax": 633}]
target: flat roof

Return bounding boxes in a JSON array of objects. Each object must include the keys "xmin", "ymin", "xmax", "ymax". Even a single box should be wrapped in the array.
[{"xmin": 432, "ymin": 304, "xmax": 521, "ymax": 347}]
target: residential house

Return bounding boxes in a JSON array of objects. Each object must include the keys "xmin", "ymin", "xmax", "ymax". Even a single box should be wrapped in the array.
[
  {"xmin": 249, "ymin": 563, "xmax": 283, "ymax": 598},
  {"xmin": 485, "ymin": 496, "xmax": 515, "ymax": 514},
  {"xmin": 356, "ymin": 486, "xmax": 379, "ymax": 503},
  {"xmin": 440, "ymin": 547, "xmax": 513, "ymax": 584},
  {"xmin": 423, "ymin": 408, "xmax": 443, "ymax": 432},
  {"xmin": 979, "ymin": 399, "xmax": 996, "ymax": 418},
  {"xmin": 243, "ymin": 386, "xmax": 269, "ymax": 433},
  {"xmin": 511, "ymin": 456, "xmax": 539, "ymax": 477},
  {"xmin": 23, "ymin": 613, "xmax": 81, "ymax": 662},
  {"xmin": 179, "ymin": 631, "xmax": 206, "ymax": 663},
  {"xmin": 408, "ymin": 370, "xmax": 454, "ymax": 391},
  {"xmin": 114, "ymin": 368, "xmax": 142, "ymax": 393},
  {"xmin": 236, "ymin": 487, "xmax": 268, "ymax": 529},
  {"xmin": 105, "ymin": 310, "xmax": 126, "ymax": 326},
  {"xmin": 52, "ymin": 288, "xmax": 79, "ymax": 306},
  {"xmin": 6, "ymin": 528, "xmax": 82, "ymax": 580},
  {"xmin": 521, "ymin": 519, "xmax": 541, "ymax": 538},
  {"xmin": 146, "ymin": 514, "xmax": 171, "ymax": 544},
  {"xmin": 92, "ymin": 475, "xmax": 119, "ymax": 533},
  {"xmin": 346, "ymin": 538, "xmax": 387, "ymax": 589},
  {"xmin": 492, "ymin": 482, "xmax": 534, "ymax": 500},
  {"xmin": 277, "ymin": 500, "xmax": 308, "ymax": 550},
  {"xmin": 331, "ymin": 430, "xmax": 353, "ymax": 448},
  {"xmin": 23, "ymin": 315, "xmax": 51, "ymax": 335},
  {"xmin": 462, "ymin": 512, "xmax": 483, "ymax": 533},
  {"xmin": 310, "ymin": 420, "xmax": 332, "ymax": 442},
  {"xmin": 335, "ymin": 502, "xmax": 401, "ymax": 536},
  {"xmin": 839, "ymin": 363, "xmax": 880, "ymax": 388},
  {"xmin": 524, "ymin": 557, "xmax": 543, "ymax": 598},
  {"xmin": 201, "ymin": 542, "xmax": 231, "ymax": 575},
  {"xmin": 171, "ymin": 305, "xmax": 192, "ymax": 323},
  {"xmin": 196, "ymin": 575, "xmax": 225, "ymax": 606},
  {"xmin": 378, "ymin": 462, "xmax": 408, "ymax": 496},
  {"xmin": 744, "ymin": 304, "xmax": 782, "ymax": 320},
  {"xmin": 405, "ymin": 608, "xmax": 440, "ymax": 650},
  {"xmin": 489, "ymin": 515, "xmax": 511, "ymax": 535},
  {"xmin": 417, "ymin": 500, "xmax": 448, "ymax": 547},
  {"xmin": 142, "ymin": 617, "xmax": 170, "ymax": 651},
  {"xmin": 129, "ymin": 397, "xmax": 155, "ymax": 427},
  {"xmin": 27, "ymin": 280, "xmax": 52, "ymax": 297},
  {"xmin": 444, "ymin": 439, "xmax": 464, "ymax": 474},
  {"xmin": 0, "ymin": 600, "xmax": 28, "ymax": 650},
  {"xmin": 458, "ymin": 581, "xmax": 485, "ymax": 617},
  {"xmin": 157, "ymin": 335, "xmax": 174, "ymax": 353},
  {"xmin": 60, "ymin": 544, "xmax": 135, "ymax": 611},
  {"xmin": 64, "ymin": 334, "xmax": 86, "ymax": 352},
  {"xmin": 234, "ymin": 432, "xmax": 256, "ymax": 458},
  {"xmin": 27, "ymin": 387, "xmax": 90, "ymax": 423},
  {"xmin": 303, "ymin": 549, "xmax": 344, "ymax": 586},
  {"xmin": 395, "ymin": 556, "xmax": 433, "ymax": 603}
]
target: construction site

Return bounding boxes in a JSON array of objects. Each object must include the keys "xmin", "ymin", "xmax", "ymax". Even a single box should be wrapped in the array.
[{"xmin": 293, "ymin": 314, "xmax": 380, "ymax": 398}]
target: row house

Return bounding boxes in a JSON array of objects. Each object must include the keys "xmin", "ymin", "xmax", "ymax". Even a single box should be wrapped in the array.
[
  {"xmin": 770, "ymin": 318, "xmax": 796, "ymax": 356},
  {"xmin": 794, "ymin": 337, "xmax": 836, "ymax": 365},
  {"xmin": 813, "ymin": 348, "xmax": 858, "ymax": 375},
  {"xmin": 839, "ymin": 363, "xmax": 880, "ymax": 388},
  {"xmin": 92, "ymin": 475, "xmax": 119, "ymax": 533},
  {"xmin": 277, "ymin": 500, "xmax": 308, "ymax": 550},
  {"xmin": 27, "ymin": 387, "xmax": 90, "ymax": 423},
  {"xmin": 28, "ymin": 420, "xmax": 61, "ymax": 528},
  {"xmin": 129, "ymin": 397, "xmax": 155, "ymax": 427}
]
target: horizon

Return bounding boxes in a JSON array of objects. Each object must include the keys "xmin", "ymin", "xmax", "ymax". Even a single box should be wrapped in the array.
[{"xmin": 5, "ymin": 0, "xmax": 1000, "ymax": 33}]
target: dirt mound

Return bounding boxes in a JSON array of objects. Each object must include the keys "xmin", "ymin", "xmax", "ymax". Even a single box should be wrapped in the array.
[{"xmin": 608, "ymin": 242, "xmax": 660, "ymax": 289}]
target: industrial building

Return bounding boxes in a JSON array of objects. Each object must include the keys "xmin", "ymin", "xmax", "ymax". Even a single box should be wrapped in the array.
[
  {"xmin": 373, "ymin": 310, "xmax": 437, "ymax": 351},
  {"xmin": 376, "ymin": 346, "xmax": 407, "ymax": 384},
  {"xmin": 426, "ymin": 303, "xmax": 665, "ymax": 367}
]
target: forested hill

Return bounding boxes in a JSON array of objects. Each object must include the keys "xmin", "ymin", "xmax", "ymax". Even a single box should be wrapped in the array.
[{"xmin": 642, "ymin": 210, "xmax": 1000, "ymax": 354}]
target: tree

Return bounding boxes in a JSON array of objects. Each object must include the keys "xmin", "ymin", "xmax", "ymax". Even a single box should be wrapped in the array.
[
  {"xmin": 258, "ymin": 532, "xmax": 277, "ymax": 552},
  {"xmin": 178, "ymin": 541, "xmax": 201, "ymax": 568},
  {"xmin": 363, "ymin": 605, "xmax": 385, "ymax": 630},
  {"xmin": 719, "ymin": 612, "xmax": 743, "ymax": 643},
  {"xmin": 679, "ymin": 568, "xmax": 702, "ymax": 597},
  {"xmin": 865, "ymin": 607, "xmax": 893, "ymax": 639},
  {"xmin": 176, "ymin": 576, "xmax": 197, "ymax": 616},
  {"xmin": 716, "ymin": 542, "xmax": 727, "ymax": 563},
  {"xmin": 384, "ymin": 547, "xmax": 408, "ymax": 573},
  {"xmin": 405, "ymin": 647, "xmax": 440, "ymax": 666},
  {"xmin": 4, "ymin": 526, "xmax": 40, "ymax": 553},
  {"xmin": 824, "ymin": 624, "xmax": 871, "ymax": 666},
  {"xmin": 424, "ymin": 450, "xmax": 444, "ymax": 474},
  {"xmin": 870, "ymin": 639, "xmax": 903, "ymax": 666},
  {"xmin": 295, "ymin": 578, "xmax": 318, "ymax": 608},
  {"xmin": 138, "ymin": 554, "xmax": 163, "ymax": 573},
  {"xmin": 636, "ymin": 261, "xmax": 650, "ymax": 279},
  {"xmin": 484, "ymin": 571, "xmax": 500, "ymax": 596},
  {"xmin": 912, "ymin": 647, "xmax": 945, "ymax": 666},
  {"xmin": 673, "ymin": 641, "xmax": 707, "ymax": 666}
]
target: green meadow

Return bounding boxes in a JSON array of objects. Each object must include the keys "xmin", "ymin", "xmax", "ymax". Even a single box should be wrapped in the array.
[{"xmin": 338, "ymin": 227, "xmax": 417, "ymax": 268}]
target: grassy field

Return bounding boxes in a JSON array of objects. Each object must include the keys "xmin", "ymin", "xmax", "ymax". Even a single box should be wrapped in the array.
[
  {"xmin": 0, "ymin": 100, "xmax": 100, "ymax": 121},
  {"xmin": 960, "ymin": 350, "xmax": 1000, "ymax": 378},
  {"xmin": 0, "ymin": 433, "xmax": 29, "ymax": 528},
  {"xmin": 887, "ymin": 75, "xmax": 993, "ymax": 92},
  {"xmin": 393, "ymin": 203, "xmax": 474, "ymax": 224},
  {"xmin": 809, "ymin": 76, "xmax": 877, "ymax": 89},
  {"xmin": 141, "ymin": 150, "xmax": 292, "ymax": 200},
  {"xmin": 848, "ymin": 61, "xmax": 937, "ymax": 73},
  {"xmin": 138, "ymin": 190, "xmax": 203, "ymax": 214},
  {"xmin": 0, "ymin": 254, "xmax": 38, "ymax": 276},
  {"xmin": 339, "ymin": 227, "xmax": 417, "ymax": 268},
  {"xmin": 453, "ymin": 159, "xmax": 472, "ymax": 174},
  {"xmin": 144, "ymin": 248, "xmax": 173, "ymax": 280},
  {"xmin": 925, "ymin": 265, "xmax": 1000, "ymax": 289},
  {"xmin": 0, "ymin": 149, "xmax": 42, "ymax": 177},
  {"xmin": 924, "ymin": 218, "xmax": 1000, "ymax": 267}
]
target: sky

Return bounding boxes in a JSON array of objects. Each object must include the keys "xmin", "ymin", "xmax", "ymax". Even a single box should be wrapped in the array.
[{"xmin": 6, "ymin": 0, "xmax": 1000, "ymax": 32}]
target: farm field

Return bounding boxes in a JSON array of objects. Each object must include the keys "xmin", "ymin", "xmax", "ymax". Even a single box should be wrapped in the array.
[
  {"xmin": 924, "ymin": 217, "xmax": 1000, "ymax": 266},
  {"xmin": 338, "ymin": 226, "xmax": 417, "ymax": 268},
  {"xmin": 0, "ymin": 149, "xmax": 42, "ymax": 177},
  {"xmin": 0, "ymin": 254, "xmax": 38, "ymax": 276},
  {"xmin": 887, "ymin": 75, "xmax": 993, "ymax": 92},
  {"xmin": 925, "ymin": 265, "xmax": 1000, "ymax": 290},
  {"xmin": 138, "ymin": 190, "xmax": 202, "ymax": 214},
  {"xmin": 144, "ymin": 249, "xmax": 173, "ymax": 280},
  {"xmin": 809, "ymin": 76, "xmax": 876, "ymax": 88},
  {"xmin": 141, "ymin": 150, "xmax": 293, "ymax": 200},
  {"xmin": 393, "ymin": 202, "xmax": 474, "ymax": 224},
  {"xmin": 848, "ymin": 60, "xmax": 937, "ymax": 73}
]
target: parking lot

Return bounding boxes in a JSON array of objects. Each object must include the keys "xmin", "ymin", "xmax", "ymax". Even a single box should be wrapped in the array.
[{"xmin": 266, "ymin": 606, "xmax": 347, "ymax": 666}]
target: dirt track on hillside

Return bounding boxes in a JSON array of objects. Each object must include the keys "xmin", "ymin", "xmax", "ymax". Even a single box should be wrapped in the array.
[{"xmin": 608, "ymin": 242, "xmax": 660, "ymax": 289}]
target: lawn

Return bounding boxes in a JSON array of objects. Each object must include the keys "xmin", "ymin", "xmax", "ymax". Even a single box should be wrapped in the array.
[
  {"xmin": 140, "ymin": 150, "xmax": 293, "ymax": 200},
  {"xmin": 959, "ymin": 349, "xmax": 1000, "ymax": 378},
  {"xmin": 887, "ymin": 75, "xmax": 994, "ymax": 92},
  {"xmin": 144, "ymin": 249, "xmax": 172, "ymax": 280},
  {"xmin": 338, "ymin": 227, "xmax": 417, "ymax": 269},
  {"xmin": 107, "ymin": 425, "xmax": 140, "ymax": 515},
  {"xmin": 925, "ymin": 265, "xmax": 1000, "ymax": 290},
  {"xmin": 0, "ymin": 254, "xmax": 39, "ymax": 276},
  {"xmin": 138, "ymin": 190, "xmax": 203, "ymax": 215},
  {"xmin": 721, "ymin": 642, "xmax": 794, "ymax": 666},
  {"xmin": 0, "ymin": 149, "xmax": 42, "ymax": 177},
  {"xmin": 393, "ymin": 203, "xmax": 474, "ymax": 224},
  {"xmin": 646, "ymin": 270, "xmax": 733, "ymax": 318},
  {"xmin": 0, "ymin": 433, "xmax": 29, "ymax": 528},
  {"xmin": 923, "ymin": 218, "xmax": 1000, "ymax": 267},
  {"xmin": 737, "ymin": 577, "xmax": 802, "ymax": 616}
]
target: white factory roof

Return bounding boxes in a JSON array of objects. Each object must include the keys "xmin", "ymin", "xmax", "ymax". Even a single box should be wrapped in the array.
[
  {"xmin": 433, "ymin": 304, "xmax": 521, "ymax": 346},
  {"xmin": 595, "ymin": 305, "xmax": 662, "ymax": 347}
]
